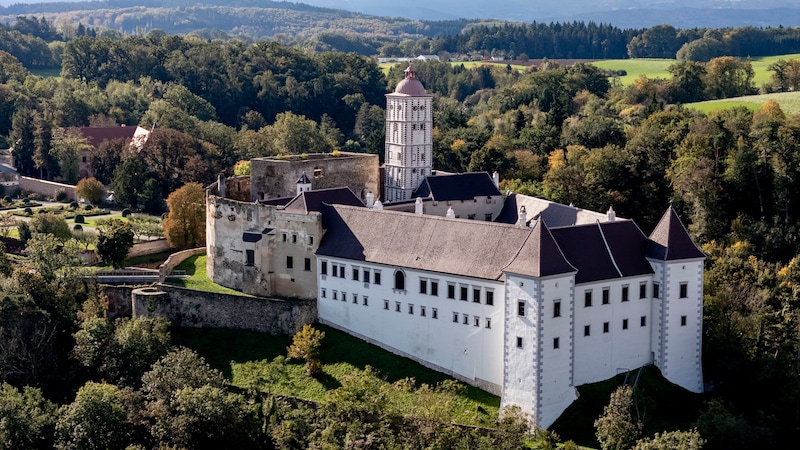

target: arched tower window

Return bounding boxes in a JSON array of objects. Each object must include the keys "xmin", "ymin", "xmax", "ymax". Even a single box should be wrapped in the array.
[{"xmin": 394, "ymin": 270, "xmax": 406, "ymax": 290}]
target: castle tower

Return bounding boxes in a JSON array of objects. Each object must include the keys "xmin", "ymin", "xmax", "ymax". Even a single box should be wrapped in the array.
[
  {"xmin": 296, "ymin": 172, "xmax": 312, "ymax": 196},
  {"xmin": 384, "ymin": 65, "xmax": 433, "ymax": 203}
]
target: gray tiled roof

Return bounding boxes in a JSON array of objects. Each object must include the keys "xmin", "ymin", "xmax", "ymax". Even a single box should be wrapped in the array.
[
  {"xmin": 414, "ymin": 172, "xmax": 502, "ymax": 202},
  {"xmin": 496, "ymin": 193, "xmax": 611, "ymax": 227},
  {"xmin": 647, "ymin": 206, "xmax": 705, "ymax": 261},
  {"xmin": 282, "ymin": 187, "xmax": 364, "ymax": 214}
]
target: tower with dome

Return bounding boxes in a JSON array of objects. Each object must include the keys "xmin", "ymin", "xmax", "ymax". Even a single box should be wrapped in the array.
[{"xmin": 384, "ymin": 65, "xmax": 433, "ymax": 203}]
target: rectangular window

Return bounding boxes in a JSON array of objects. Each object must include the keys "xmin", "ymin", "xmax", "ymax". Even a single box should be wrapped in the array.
[
  {"xmin": 586, "ymin": 325, "xmax": 592, "ymax": 336},
  {"xmin": 602, "ymin": 288, "xmax": 610, "ymax": 305},
  {"xmin": 516, "ymin": 337, "xmax": 523, "ymax": 348},
  {"xmin": 304, "ymin": 258, "xmax": 311, "ymax": 271},
  {"xmin": 639, "ymin": 282, "xmax": 647, "ymax": 299},
  {"xmin": 309, "ymin": 236, "xmax": 314, "ymax": 245},
  {"xmin": 282, "ymin": 233, "xmax": 287, "ymax": 242},
  {"xmin": 474, "ymin": 316, "xmax": 480, "ymax": 327},
  {"xmin": 331, "ymin": 265, "xmax": 338, "ymax": 277},
  {"xmin": 453, "ymin": 312, "xmax": 459, "ymax": 323},
  {"xmin": 245, "ymin": 249, "xmax": 255, "ymax": 266},
  {"xmin": 321, "ymin": 289, "xmax": 326, "ymax": 298},
  {"xmin": 622, "ymin": 286, "xmax": 629, "ymax": 302},
  {"xmin": 447, "ymin": 284, "xmax": 456, "ymax": 299},
  {"xmin": 363, "ymin": 269, "xmax": 370, "ymax": 283},
  {"xmin": 333, "ymin": 291, "xmax": 338, "ymax": 300},
  {"xmin": 653, "ymin": 283, "xmax": 660, "ymax": 299},
  {"xmin": 486, "ymin": 318, "xmax": 491, "ymax": 329},
  {"xmin": 460, "ymin": 286, "xmax": 468, "ymax": 301},
  {"xmin": 622, "ymin": 319, "xmax": 629, "ymax": 330},
  {"xmin": 463, "ymin": 314, "xmax": 469, "ymax": 325},
  {"xmin": 374, "ymin": 271, "xmax": 381, "ymax": 285},
  {"xmin": 341, "ymin": 292, "xmax": 347, "ymax": 302},
  {"xmin": 680, "ymin": 282, "xmax": 688, "ymax": 298},
  {"xmin": 286, "ymin": 256, "xmax": 293, "ymax": 269},
  {"xmin": 431, "ymin": 281, "xmax": 439, "ymax": 296},
  {"xmin": 517, "ymin": 301, "xmax": 525, "ymax": 316},
  {"xmin": 585, "ymin": 291, "xmax": 593, "ymax": 307},
  {"xmin": 420, "ymin": 306, "xmax": 426, "ymax": 317},
  {"xmin": 363, "ymin": 296, "xmax": 368, "ymax": 306},
  {"xmin": 553, "ymin": 337, "xmax": 560, "ymax": 349},
  {"xmin": 420, "ymin": 279, "xmax": 428, "ymax": 294},
  {"xmin": 553, "ymin": 300, "xmax": 561, "ymax": 318},
  {"xmin": 292, "ymin": 234, "xmax": 297, "ymax": 243},
  {"xmin": 603, "ymin": 322, "xmax": 610, "ymax": 333},
  {"xmin": 352, "ymin": 269, "xmax": 359, "ymax": 281},
  {"xmin": 408, "ymin": 304, "xmax": 414, "ymax": 315},
  {"xmin": 485, "ymin": 213, "xmax": 493, "ymax": 221},
  {"xmin": 352, "ymin": 294, "xmax": 358, "ymax": 304},
  {"xmin": 473, "ymin": 288, "xmax": 481, "ymax": 303},
  {"xmin": 640, "ymin": 316, "xmax": 647, "ymax": 327},
  {"xmin": 681, "ymin": 315, "xmax": 687, "ymax": 326},
  {"xmin": 321, "ymin": 261, "xmax": 328, "ymax": 275},
  {"xmin": 395, "ymin": 302, "xmax": 401, "ymax": 312},
  {"xmin": 384, "ymin": 300, "xmax": 389, "ymax": 310},
  {"xmin": 486, "ymin": 290, "xmax": 494, "ymax": 306},
  {"xmin": 432, "ymin": 308, "xmax": 438, "ymax": 319}
]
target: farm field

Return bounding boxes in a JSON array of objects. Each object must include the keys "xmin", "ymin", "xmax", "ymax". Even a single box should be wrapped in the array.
[{"xmin": 686, "ymin": 91, "xmax": 800, "ymax": 115}]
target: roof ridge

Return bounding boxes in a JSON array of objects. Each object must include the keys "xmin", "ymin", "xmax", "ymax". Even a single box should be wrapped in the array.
[
  {"xmin": 332, "ymin": 204, "xmax": 529, "ymax": 231},
  {"xmin": 596, "ymin": 220, "xmax": 623, "ymax": 278}
]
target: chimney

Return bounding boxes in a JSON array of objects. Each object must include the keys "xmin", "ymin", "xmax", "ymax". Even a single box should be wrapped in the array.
[
  {"xmin": 373, "ymin": 200, "xmax": 383, "ymax": 211},
  {"xmin": 415, "ymin": 197, "xmax": 423, "ymax": 215},
  {"xmin": 492, "ymin": 171, "xmax": 500, "ymax": 188},
  {"xmin": 518, "ymin": 205, "xmax": 527, "ymax": 227},
  {"xmin": 446, "ymin": 206, "xmax": 455, "ymax": 218},
  {"xmin": 607, "ymin": 206, "xmax": 616, "ymax": 222},
  {"xmin": 366, "ymin": 191, "xmax": 375, "ymax": 208},
  {"xmin": 217, "ymin": 173, "xmax": 226, "ymax": 198}
]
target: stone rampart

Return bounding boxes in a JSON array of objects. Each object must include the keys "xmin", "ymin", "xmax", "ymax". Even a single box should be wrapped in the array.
[
  {"xmin": 131, "ymin": 284, "xmax": 316, "ymax": 335},
  {"xmin": 158, "ymin": 247, "xmax": 205, "ymax": 282},
  {"xmin": 127, "ymin": 238, "xmax": 172, "ymax": 259}
]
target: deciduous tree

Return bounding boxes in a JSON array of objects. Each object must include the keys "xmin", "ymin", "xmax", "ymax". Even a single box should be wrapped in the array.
[
  {"xmin": 75, "ymin": 177, "xmax": 105, "ymax": 205},
  {"xmin": 594, "ymin": 385, "xmax": 642, "ymax": 450},
  {"xmin": 96, "ymin": 219, "xmax": 134, "ymax": 269},
  {"xmin": 162, "ymin": 182, "xmax": 206, "ymax": 250}
]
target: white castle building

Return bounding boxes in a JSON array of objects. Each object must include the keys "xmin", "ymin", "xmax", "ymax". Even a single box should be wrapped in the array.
[{"xmin": 206, "ymin": 65, "xmax": 704, "ymax": 428}]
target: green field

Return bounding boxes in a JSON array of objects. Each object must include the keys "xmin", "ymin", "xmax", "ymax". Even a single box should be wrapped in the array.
[
  {"xmin": 165, "ymin": 254, "xmax": 252, "ymax": 296},
  {"xmin": 686, "ymin": 91, "xmax": 800, "ymax": 116},
  {"xmin": 591, "ymin": 58, "xmax": 674, "ymax": 86}
]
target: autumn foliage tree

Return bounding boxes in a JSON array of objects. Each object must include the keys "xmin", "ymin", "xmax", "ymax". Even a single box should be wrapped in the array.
[
  {"xmin": 287, "ymin": 324, "xmax": 325, "ymax": 377},
  {"xmin": 75, "ymin": 177, "xmax": 105, "ymax": 205},
  {"xmin": 162, "ymin": 182, "xmax": 206, "ymax": 250}
]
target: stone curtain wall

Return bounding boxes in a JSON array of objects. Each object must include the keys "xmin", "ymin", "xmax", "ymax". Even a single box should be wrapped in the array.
[
  {"xmin": 19, "ymin": 176, "xmax": 78, "ymax": 200},
  {"xmin": 158, "ymin": 247, "xmax": 205, "ymax": 282},
  {"xmin": 132, "ymin": 284, "xmax": 317, "ymax": 335},
  {"xmin": 128, "ymin": 239, "xmax": 172, "ymax": 259}
]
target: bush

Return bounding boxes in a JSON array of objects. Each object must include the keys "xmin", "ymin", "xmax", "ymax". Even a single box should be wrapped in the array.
[
  {"xmin": 121, "ymin": 208, "xmax": 131, "ymax": 217},
  {"xmin": 70, "ymin": 201, "xmax": 79, "ymax": 209},
  {"xmin": 22, "ymin": 198, "xmax": 30, "ymax": 205},
  {"xmin": 55, "ymin": 191, "xmax": 68, "ymax": 202},
  {"xmin": 84, "ymin": 204, "xmax": 93, "ymax": 211},
  {"xmin": 23, "ymin": 207, "xmax": 32, "ymax": 215},
  {"xmin": 74, "ymin": 214, "xmax": 84, "ymax": 224},
  {"xmin": 73, "ymin": 224, "xmax": 82, "ymax": 231}
]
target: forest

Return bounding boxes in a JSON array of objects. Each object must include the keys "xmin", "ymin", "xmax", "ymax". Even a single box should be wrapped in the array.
[{"xmin": 0, "ymin": 13, "xmax": 799, "ymax": 449}]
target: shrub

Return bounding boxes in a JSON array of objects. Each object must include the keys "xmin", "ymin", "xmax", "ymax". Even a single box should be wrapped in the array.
[
  {"xmin": 121, "ymin": 208, "xmax": 131, "ymax": 217},
  {"xmin": 23, "ymin": 207, "xmax": 32, "ymax": 215},
  {"xmin": 73, "ymin": 224, "xmax": 82, "ymax": 231},
  {"xmin": 70, "ymin": 201, "xmax": 79, "ymax": 209},
  {"xmin": 55, "ymin": 190, "xmax": 68, "ymax": 202},
  {"xmin": 74, "ymin": 214, "xmax": 84, "ymax": 224},
  {"xmin": 84, "ymin": 204, "xmax": 93, "ymax": 211},
  {"xmin": 22, "ymin": 198, "xmax": 30, "ymax": 205}
]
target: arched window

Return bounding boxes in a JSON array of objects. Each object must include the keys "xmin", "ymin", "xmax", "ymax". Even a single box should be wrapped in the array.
[{"xmin": 394, "ymin": 270, "xmax": 406, "ymax": 290}]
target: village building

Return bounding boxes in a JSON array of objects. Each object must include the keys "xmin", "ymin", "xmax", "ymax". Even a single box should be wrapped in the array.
[{"xmin": 205, "ymin": 65, "xmax": 704, "ymax": 428}]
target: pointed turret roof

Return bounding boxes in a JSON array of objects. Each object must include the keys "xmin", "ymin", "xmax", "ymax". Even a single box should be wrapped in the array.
[
  {"xmin": 647, "ymin": 206, "xmax": 705, "ymax": 261},
  {"xmin": 503, "ymin": 219, "xmax": 577, "ymax": 278},
  {"xmin": 296, "ymin": 172, "xmax": 311, "ymax": 184}
]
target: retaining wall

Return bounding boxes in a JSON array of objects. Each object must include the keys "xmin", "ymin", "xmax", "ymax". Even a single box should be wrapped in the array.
[
  {"xmin": 127, "ymin": 239, "xmax": 171, "ymax": 259},
  {"xmin": 158, "ymin": 247, "xmax": 204, "ymax": 282},
  {"xmin": 132, "ymin": 284, "xmax": 317, "ymax": 335},
  {"xmin": 19, "ymin": 177, "xmax": 77, "ymax": 200}
]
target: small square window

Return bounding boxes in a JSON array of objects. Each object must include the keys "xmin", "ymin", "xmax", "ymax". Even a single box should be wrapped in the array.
[
  {"xmin": 553, "ymin": 301, "xmax": 561, "ymax": 318},
  {"xmin": 603, "ymin": 322, "xmax": 610, "ymax": 333},
  {"xmin": 622, "ymin": 319, "xmax": 629, "ymax": 330},
  {"xmin": 431, "ymin": 281, "xmax": 439, "ymax": 296},
  {"xmin": 585, "ymin": 291, "xmax": 593, "ymax": 307},
  {"xmin": 447, "ymin": 284, "xmax": 456, "ymax": 299},
  {"xmin": 420, "ymin": 306, "xmax": 426, "ymax": 317},
  {"xmin": 486, "ymin": 318, "xmax": 491, "ymax": 329},
  {"xmin": 304, "ymin": 258, "xmax": 311, "ymax": 271},
  {"xmin": 680, "ymin": 282, "xmax": 688, "ymax": 298},
  {"xmin": 640, "ymin": 316, "xmax": 647, "ymax": 327},
  {"xmin": 460, "ymin": 286, "xmax": 468, "ymax": 301},
  {"xmin": 681, "ymin": 315, "xmax": 687, "ymax": 326},
  {"xmin": 473, "ymin": 288, "xmax": 481, "ymax": 303},
  {"xmin": 286, "ymin": 256, "xmax": 293, "ymax": 269},
  {"xmin": 395, "ymin": 302, "xmax": 401, "ymax": 312},
  {"xmin": 553, "ymin": 337, "xmax": 560, "ymax": 349},
  {"xmin": 518, "ymin": 301, "xmax": 525, "ymax": 316},
  {"xmin": 516, "ymin": 337, "xmax": 523, "ymax": 348},
  {"xmin": 602, "ymin": 288, "xmax": 610, "ymax": 305},
  {"xmin": 639, "ymin": 282, "xmax": 647, "ymax": 299},
  {"xmin": 420, "ymin": 279, "xmax": 428, "ymax": 294},
  {"xmin": 384, "ymin": 300, "xmax": 389, "ymax": 310},
  {"xmin": 584, "ymin": 325, "xmax": 590, "ymax": 336},
  {"xmin": 486, "ymin": 290, "xmax": 494, "ymax": 306},
  {"xmin": 622, "ymin": 286, "xmax": 629, "ymax": 302},
  {"xmin": 432, "ymin": 308, "xmax": 438, "ymax": 319},
  {"xmin": 453, "ymin": 312, "xmax": 459, "ymax": 323}
]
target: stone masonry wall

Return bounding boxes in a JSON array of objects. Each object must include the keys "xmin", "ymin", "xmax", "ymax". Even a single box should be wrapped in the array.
[
  {"xmin": 19, "ymin": 176, "xmax": 77, "ymax": 200},
  {"xmin": 132, "ymin": 284, "xmax": 317, "ymax": 335}
]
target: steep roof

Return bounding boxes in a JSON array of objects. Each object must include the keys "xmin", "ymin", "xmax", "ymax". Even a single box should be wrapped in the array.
[
  {"xmin": 549, "ymin": 220, "xmax": 653, "ymax": 284},
  {"xmin": 496, "ymin": 193, "xmax": 611, "ymax": 227},
  {"xmin": 283, "ymin": 187, "xmax": 364, "ymax": 215},
  {"xmin": 414, "ymin": 172, "xmax": 502, "ymax": 202},
  {"xmin": 75, "ymin": 126, "xmax": 148, "ymax": 149},
  {"xmin": 503, "ymin": 219, "xmax": 577, "ymax": 278},
  {"xmin": 318, "ymin": 205, "xmax": 547, "ymax": 281},
  {"xmin": 647, "ymin": 206, "xmax": 705, "ymax": 261}
]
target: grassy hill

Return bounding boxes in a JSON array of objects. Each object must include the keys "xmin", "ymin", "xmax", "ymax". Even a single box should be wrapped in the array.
[{"xmin": 686, "ymin": 91, "xmax": 800, "ymax": 116}]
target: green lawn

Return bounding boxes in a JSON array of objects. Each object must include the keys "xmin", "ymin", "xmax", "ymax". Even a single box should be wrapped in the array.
[
  {"xmin": 591, "ymin": 58, "xmax": 674, "ymax": 86},
  {"xmin": 686, "ymin": 91, "xmax": 800, "ymax": 116},
  {"xmin": 172, "ymin": 324, "xmax": 501, "ymax": 427},
  {"xmin": 165, "ymin": 254, "xmax": 251, "ymax": 296}
]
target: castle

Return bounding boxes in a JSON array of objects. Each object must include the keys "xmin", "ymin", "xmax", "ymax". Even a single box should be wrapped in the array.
[{"xmin": 205, "ymin": 65, "xmax": 704, "ymax": 428}]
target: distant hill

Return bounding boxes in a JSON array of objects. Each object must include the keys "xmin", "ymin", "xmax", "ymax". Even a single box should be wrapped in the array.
[{"xmin": 0, "ymin": 0, "xmax": 798, "ymax": 29}]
